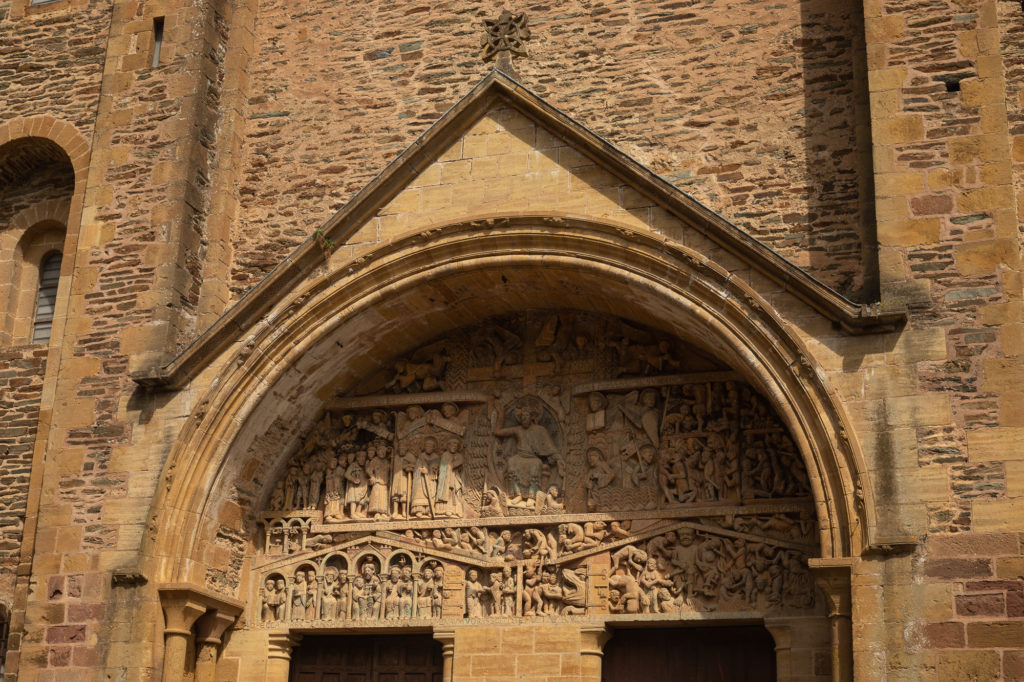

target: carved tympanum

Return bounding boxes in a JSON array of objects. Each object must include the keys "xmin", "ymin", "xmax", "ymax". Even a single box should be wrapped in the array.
[{"xmin": 253, "ymin": 311, "xmax": 819, "ymax": 627}]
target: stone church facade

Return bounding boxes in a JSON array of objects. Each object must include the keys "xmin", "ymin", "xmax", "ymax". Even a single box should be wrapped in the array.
[{"xmin": 1, "ymin": 0, "xmax": 1022, "ymax": 680}]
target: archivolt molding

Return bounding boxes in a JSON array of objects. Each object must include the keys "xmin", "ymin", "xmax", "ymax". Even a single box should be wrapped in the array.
[
  {"xmin": 145, "ymin": 217, "xmax": 878, "ymax": 593},
  {"xmin": 0, "ymin": 116, "xmax": 91, "ymax": 184}
]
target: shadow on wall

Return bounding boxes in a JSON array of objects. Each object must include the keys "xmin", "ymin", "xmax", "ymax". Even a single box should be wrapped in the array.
[{"xmin": 799, "ymin": 0, "xmax": 879, "ymax": 302}]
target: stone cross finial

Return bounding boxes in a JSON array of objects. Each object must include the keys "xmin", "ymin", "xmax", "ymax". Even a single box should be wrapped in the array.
[{"xmin": 481, "ymin": 10, "xmax": 530, "ymax": 76}]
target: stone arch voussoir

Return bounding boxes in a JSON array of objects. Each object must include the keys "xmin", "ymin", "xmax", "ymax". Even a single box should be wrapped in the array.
[{"xmin": 146, "ymin": 216, "xmax": 877, "ymax": 595}]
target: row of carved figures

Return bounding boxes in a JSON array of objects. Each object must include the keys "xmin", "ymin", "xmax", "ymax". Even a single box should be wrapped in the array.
[
  {"xmin": 607, "ymin": 528, "xmax": 815, "ymax": 613},
  {"xmin": 267, "ymin": 407, "xmax": 469, "ymax": 522},
  {"xmin": 261, "ymin": 512, "xmax": 815, "ymax": 560},
  {"xmin": 258, "ymin": 530, "xmax": 815, "ymax": 623},
  {"xmin": 262, "ymin": 559, "xmax": 446, "ymax": 622},
  {"xmin": 259, "ymin": 559, "xmax": 588, "ymax": 622}
]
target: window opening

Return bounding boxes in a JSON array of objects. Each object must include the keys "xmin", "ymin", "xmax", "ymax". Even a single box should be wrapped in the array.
[
  {"xmin": 32, "ymin": 252, "xmax": 62, "ymax": 344},
  {"xmin": 152, "ymin": 17, "xmax": 165, "ymax": 68}
]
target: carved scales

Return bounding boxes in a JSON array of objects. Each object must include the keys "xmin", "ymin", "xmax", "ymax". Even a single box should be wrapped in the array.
[{"xmin": 255, "ymin": 311, "xmax": 819, "ymax": 627}]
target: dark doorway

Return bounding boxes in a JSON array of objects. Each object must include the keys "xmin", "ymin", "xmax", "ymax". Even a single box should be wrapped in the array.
[
  {"xmin": 602, "ymin": 625, "xmax": 776, "ymax": 682},
  {"xmin": 289, "ymin": 634, "xmax": 443, "ymax": 682}
]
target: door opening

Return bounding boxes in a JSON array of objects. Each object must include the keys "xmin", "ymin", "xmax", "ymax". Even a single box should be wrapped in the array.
[
  {"xmin": 289, "ymin": 634, "xmax": 443, "ymax": 682},
  {"xmin": 602, "ymin": 625, "xmax": 776, "ymax": 682}
]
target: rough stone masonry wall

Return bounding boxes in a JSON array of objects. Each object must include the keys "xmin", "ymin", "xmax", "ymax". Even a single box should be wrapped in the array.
[
  {"xmin": 0, "ymin": 167, "xmax": 74, "ymax": 608},
  {"xmin": 233, "ymin": 0, "xmax": 874, "ymax": 301},
  {"xmin": 858, "ymin": 0, "xmax": 1024, "ymax": 678},
  {"xmin": 0, "ymin": 0, "xmax": 107, "ymax": 665},
  {"xmin": 0, "ymin": 0, "xmax": 110, "ymax": 128}
]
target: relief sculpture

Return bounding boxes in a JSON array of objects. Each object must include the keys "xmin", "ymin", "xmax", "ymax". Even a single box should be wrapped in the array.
[{"xmin": 254, "ymin": 311, "xmax": 821, "ymax": 627}]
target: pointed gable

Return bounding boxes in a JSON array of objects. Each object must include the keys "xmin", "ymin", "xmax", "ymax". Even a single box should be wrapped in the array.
[{"xmin": 133, "ymin": 71, "xmax": 904, "ymax": 389}]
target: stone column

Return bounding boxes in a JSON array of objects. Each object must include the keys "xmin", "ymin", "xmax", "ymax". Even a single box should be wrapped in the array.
[
  {"xmin": 579, "ymin": 626, "xmax": 611, "ymax": 682},
  {"xmin": 810, "ymin": 560, "xmax": 853, "ymax": 682},
  {"xmin": 267, "ymin": 631, "xmax": 301, "ymax": 682},
  {"xmin": 194, "ymin": 610, "xmax": 237, "ymax": 682},
  {"xmin": 159, "ymin": 594, "xmax": 207, "ymax": 682},
  {"xmin": 433, "ymin": 629, "xmax": 455, "ymax": 682}
]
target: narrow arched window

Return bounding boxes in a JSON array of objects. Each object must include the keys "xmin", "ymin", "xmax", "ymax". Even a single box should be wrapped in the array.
[
  {"xmin": 0, "ymin": 603, "xmax": 9, "ymax": 677},
  {"xmin": 32, "ymin": 252, "xmax": 62, "ymax": 343}
]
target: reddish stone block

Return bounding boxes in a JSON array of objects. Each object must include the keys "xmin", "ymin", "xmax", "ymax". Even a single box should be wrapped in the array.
[
  {"xmin": 956, "ymin": 593, "xmax": 1006, "ymax": 617},
  {"xmin": 46, "ymin": 576, "xmax": 65, "ymax": 601},
  {"xmin": 48, "ymin": 647, "xmax": 71, "ymax": 667},
  {"xmin": 911, "ymin": 194, "xmax": 954, "ymax": 216},
  {"xmin": 72, "ymin": 645, "xmax": 97, "ymax": 667},
  {"xmin": 924, "ymin": 622, "xmax": 966, "ymax": 648},
  {"xmin": 45, "ymin": 625, "xmax": 86, "ymax": 644},
  {"xmin": 925, "ymin": 558, "xmax": 994, "ymax": 580},
  {"xmin": 66, "ymin": 604, "xmax": 104, "ymax": 623}
]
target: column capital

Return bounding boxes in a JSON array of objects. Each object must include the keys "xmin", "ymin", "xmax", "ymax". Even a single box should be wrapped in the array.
[
  {"xmin": 160, "ymin": 594, "xmax": 208, "ymax": 636},
  {"xmin": 195, "ymin": 609, "xmax": 238, "ymax": 646},
  {"xmin": 268, "ymin": 631, "xmax": 302, "ymax": 661},
  {"xmin": 807, "ymin": 558, "xmax": 852, "ymax": 618},
  {"xmin": 579, "ymin": 625, "xmax": 612, "ymax": 655}
]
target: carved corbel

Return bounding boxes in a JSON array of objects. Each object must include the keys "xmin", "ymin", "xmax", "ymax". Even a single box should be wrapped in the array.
[{"xmin": 159, "ymin": 585, "xmax": 244, "ymax": 682}]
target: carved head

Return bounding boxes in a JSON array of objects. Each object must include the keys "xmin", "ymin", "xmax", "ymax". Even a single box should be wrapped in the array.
[
  {"xmin": 422, "ymin": 436, "xmax": 438, "ymax": 455},
  {"xmin": 264, "ymin": 578, "xmax": 274, "ymax": 591},
  {"xmin": 402, "ymin": 566, "xmax": 413, "ymax": 580},
  {"xmin": 446, "ymin": 437, "xmax": 460, "ymax": 453},
  {"xmin": 679, "ymin": 528, "xmax": 696, "ymax": 546},
  {"xmin": 362, "ymin": 562, "xmax": 377, "ymax": 579},
  {"xmin": 340, "ymin": 413, "xmax": 354, "ymax": 427},
  {"xmin": 356, "ymin": 450, "xmax": 367, "ymax": 465},
  {"xmin": 547, "ymin": 485, "xmax": 559, "ymax": 498},
  {"xmin": 339, "ymin": 570, "xmax": 348, "ymax": 584},
  {"xmin": 442, "ymin": 403, "xmax": 459, "ymax": 419},
  {"xmin": 646, "ymin": 558, "xmax": 658, "ymax": 570},
  {"xmin": 275, "ymin": 578, "xmax": 285, "ymax": 592},
  {"xmin": 586, "ymin": 447, "xmax": 605, "ymax": 466},
  {"xmin": 406, "ymin": 405, "xmax": 424, "ymax": 420},
  {"xmin": 422, "ymin": 565, "xmax": 433, "ymax": 580},
  {"xmin": 434, "ymin": 567, "xmax": 444, "ymax": 582},
  {"xmin": 588, "ymin": 392, "xmax": 607, "ymax": 412},
  {"xmin": 467, "ymin": 569, "xmax": 478, "ymax": 582},
  {"xmin": 639, "ymin": 444, "xmax": 656, "ymax": 464},
  {"xmin": 372, "ymin": 409, "xmax": 387, "ymax": 424},
  {"xmin": 500, "ymin": 530, "xmax": 511, "ymax": 542},
  {"xmin": 389, "ymin": 568, "xmax": 400, "ymax": 582},
  {"xmin": 640, "ymin": 388, "xmax": 658, "ymax": 408}
]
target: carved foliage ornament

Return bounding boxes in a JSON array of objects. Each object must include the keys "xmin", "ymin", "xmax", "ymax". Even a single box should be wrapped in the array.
[{"xmin": 254, "ymin": 311, "xmax": 819, "ymax": 627}]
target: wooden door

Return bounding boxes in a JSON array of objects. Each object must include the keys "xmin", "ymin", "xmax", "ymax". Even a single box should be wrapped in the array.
[
  {"xmin": 602, "ymin": 626, "xmax": 776, "ymax": 682},
  {"xmin": 289, "ymin": 634, "xmax": 443, "ymax": 682}
]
